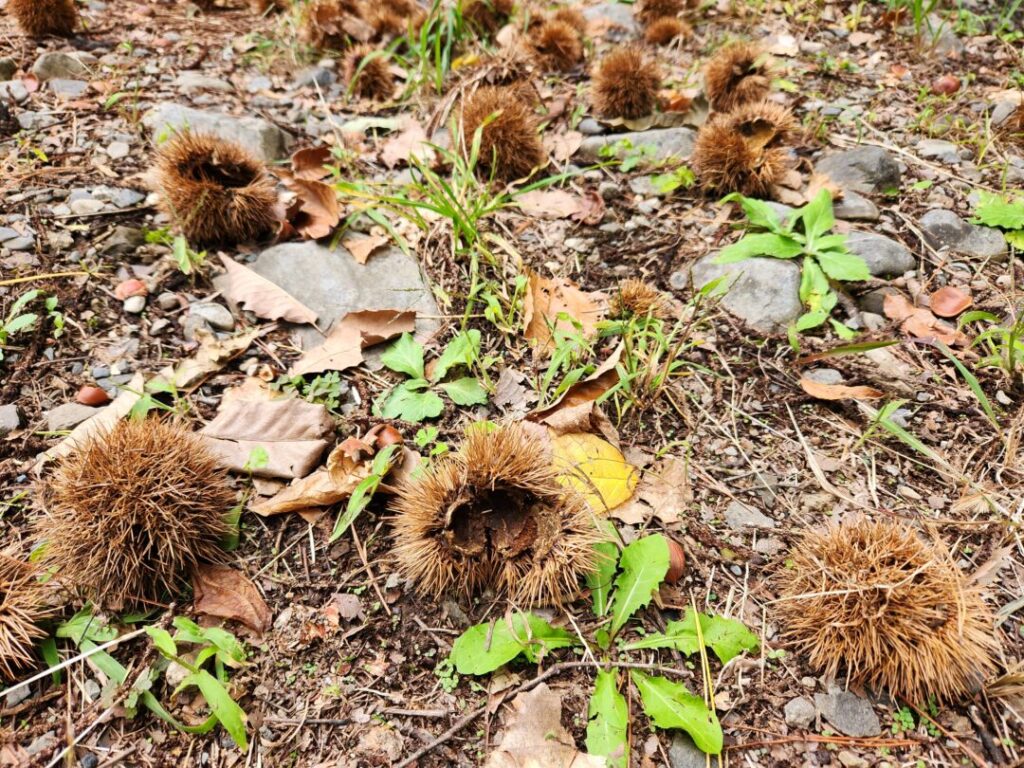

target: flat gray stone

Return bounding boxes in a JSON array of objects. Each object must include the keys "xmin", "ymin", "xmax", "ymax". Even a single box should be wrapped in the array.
[
  {"xmin": 784, "ymin": 696, "xmax": 816, "ymax": 728},
  {"xmin": 917, "ymin": 138, "xmax": 959, "ymax": 164},
  {"xmin": 188, "ymin": 302, "xmax": 235, "ymax": 331},
  {"xmin": 142, "ymin": 102, "xmax": 291, "ymax": 162},
  {"xmin": 293, "ymin": 66, "xmax": 335, "ymax": 89},
  {"xmin": 668, "ymin": 733, "xmax": 705, "ymax": 768},
  {"xmin": 723, "ymin": 500, "xmax": 776, "ymax": 530},
  {"xmin": 102, "ymin": 226, "xmax": 145, "ymax": 255},
  {"xmin": 845, "ymin": 231, "xmax": 915, "ymax": 276},
  {"xmin": 31, "ymin": 52, "xmax": 96, "ymax": 81},
  {"xmin": 815, "ymin": 147, "xmax": 901, "ymax": 195},
  {"xmin": 0, "ymin": 80, "xmax": 28, "ymax": 103},
  {"xmin": 582, "ymin": 2, "xmax": 639, "ymax": 35},
  {"xmin": 689, "ymin": 253, "xmax": 802, "ymax": 334},
  {"xmin": 238, "ymin": 241, "xmax": 440, "ymax": 353},
  {"xmin": 578, "ymin": 127, "xmax": 696, "ymax": 164},
  {"xmin": 814, "ymin": 689, "xmax": 881, "ymax": 737},
  {"xmin": 49, "ymin": 79, "xmax": 88, "ymax": 98},
  {"xmin": 45, "ymin": 402, "xmax": 100, "ymax": 432},
  {"xmin": 919, "ymin": 209, "xmax": 1008, "ymax": 260},
  {"xmin": 0, "ymin": 404, "xmax": 21, "ymax": 437},
  {"xmin": 927, "ymin": 15, "xmax": 964, "ymax": 57},
  {"xmin": 174, "ymin": 71, "xmax": 233, "ymax": 92},
  {"xmin": 833, "ymin": 190, "xmax": 878, "ymax": 221}
]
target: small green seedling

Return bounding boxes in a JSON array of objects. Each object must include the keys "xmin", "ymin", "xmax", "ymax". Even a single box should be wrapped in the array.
[
  {"xmin": 444, "ymin": 534, "xmax": 760, "ymax": 765},
  {"xmin": 375, "ymin": 330, "xmax": 488, "ymax": 421},
  {"xmin": 972, "ymin": 191, "xmax": 1024, "ymax": 249},
  {"xmin": 0, "ymin": 290, "xmax": 64, "ymax": 363},
  {"xmin": 716, "ymin": 190, "xmax": 870, "ymax": 340}
]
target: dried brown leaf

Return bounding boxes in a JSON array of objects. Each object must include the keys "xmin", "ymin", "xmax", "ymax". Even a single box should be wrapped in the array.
[
  {"xmin": 290, "ymin": 309, "xmax": 416, "ymax": 376},
  {"xmin": 217, "ymin": 254, "xmax": 318, "ymax": 324},
  {"xmin": 380, "ymin": 119, "xmax": 434, "ymax": 168},
  {"xmin": 290, "ymin": 145, "xmax": 334, "ymax": 180},
  {"xmin": 523, "ymin": 270, "xmax": 607, "ymax": 356},
  {"xmin": 282, "ymin": 174, "xmax": 341, "ymax": 240},
  {"xmin": 929, "ymin": 285, "xmax": 972, "ymax": 318},
  {"xmin": 163, "ymin": 327, "xmax": 265, "ymax": 390},
  {"xmin": 250, "ymin": 442, "xmax": 372, "ymax": 516},
  {"xmin": 193, "ymin": 563, "xmax": 272, "ymax": 634},
  {"xmin": 341, "ymin": 232, "xmax": 390, "ymax": 265},
  {"xmin": 200, "ymin": 382, "xmax": 334, "ymax": 479},
  {"xmin": 485, "ymin": 683, "xmax": 606, "ymax": 768},
  {"xmin": 517, "ymin": 189, "xmax": 584, "ymax": 219},
  {"xmin": 799, "ymin": 377, "xmax": 884, "ymax": 401}
]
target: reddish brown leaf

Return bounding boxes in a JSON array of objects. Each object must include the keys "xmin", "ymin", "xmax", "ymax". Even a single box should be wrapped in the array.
[
  {"xmin": 192, "ymin": 564, "xmax": 272, "ymax": 634},
  {"xmin": 929, "ymin": 285, "xmax": 972, "ymax": 317},
  {"xmin": 883, "ymin": 292, "xmax": 917, "ymax": 322},
  {"xmin": 799, "ymin": 377, "xmax": 884, "ymax": 401}
]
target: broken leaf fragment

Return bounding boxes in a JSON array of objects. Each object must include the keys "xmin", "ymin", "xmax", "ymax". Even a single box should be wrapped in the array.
[
  {"xmin": 192, "ymin": 564, "xmax": 272, "ymax": 635},
  {"xmin": 552, "ymin": 432, "xmax": 638, "ymax": 514}
]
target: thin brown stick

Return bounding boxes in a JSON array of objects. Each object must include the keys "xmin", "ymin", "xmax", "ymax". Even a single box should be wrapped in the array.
[{"xmin": 727, "ymin": 734, "xmax": 918, "ymax": 751}]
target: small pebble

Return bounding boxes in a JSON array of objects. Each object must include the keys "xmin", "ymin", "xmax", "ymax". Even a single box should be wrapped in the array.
[{"xmin": 123, "ymin": 295, "xmax": 146, "ymax": 314}]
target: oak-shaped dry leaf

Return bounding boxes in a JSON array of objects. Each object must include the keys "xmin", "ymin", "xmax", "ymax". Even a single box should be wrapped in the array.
[
  {"xmin": 517, "ymin": 189, "xmax": 584, "ymax": 219},
  {"xmin": 485, "ymin": 683, "xmax": 605, "ymax": 768},
  {"xmin": 200, "ymin": 381, "xmax": 334, "ymax": 479},
  {"xmin": 341, "ymin": 232, "xmax": 390, "ymax": 265},
  {"xmin": 290, "ymin": 145, "xmax": 334, "ymax": 180},
  {"xmin": 290, "ymin": 309, "xmax": 416, "ymax": 376},
  {"xmin": 250, "ymin": 441, "xmax": 373, "ymax": 516},
  {"xmin": 799, "ymin": 377, "xmax": 884, "ymax": 401},
  {"xmin": 523, "ymin": 270, "xmax": 607, "ymax": 356},
  {"xmin": 193, "ymin": 563, "xmax": 272, "ymax": 634},
  {"xmin": 929, "ymin": 285, "xmax": 972, "ymax": 318},
  {"xmin": 282, "ymin": 174, "xmax": 341, "ymax": 240},
  {"xmin": 380, "ymin": 118, "xmax": 434, "ymax": 168},
  {"xmin": 217, "ymin": 254, "xmax": 318, "ymax": 325}
]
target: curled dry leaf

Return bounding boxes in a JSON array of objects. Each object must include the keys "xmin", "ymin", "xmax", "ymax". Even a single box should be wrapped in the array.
[
  {"xmin": 611, "ymin": 454, "xmax": 690, "ymax": 525},
  {"xmin": 193, "ymin": 563, "xmax": 272, "ymax": 635},
  {"xmin": 571, "ymin": 190, "xmax": 606, "ymax": 226},
  {"xmin": 290, "ymin": 145, "xmax": 334, "ymax": 180},
  {"xmin": 544, "ymin": 129, "xmax": 583, "ymax": 163},
  {"xmin": 251, "ymin": 440, "xmax": 374, "ymax": 516},
  {"xmin": 517, "ymin": 189, "xmax": 584, "ymax": 219},
  {"xmin": 200, "ymin": 380, "xmax": 334, "ymax": 479},
  {"xmin": 217, "ymin": 254, "xmax": 318, "ymax": 325},
  {"xmin": 530, "ymin": 343, "xmax": 621, "ymax": 434},
  {"xmin": 929, "ymin": 285, "xmax": 972, "ymax": 318},
  {"xmin": 161, "ymin": 327, "xmax": 266, "ymax": 390},
  {"xmin": 281, "ymin": 172, "xmax": 341, "ymax": 240},
  {"xmin": 523, "ymin": 270, "xmax": 607, "ymax": 356},
  {"xmin": 290, "ymin": 309, "xmax": 416, "ymax": 376},
  {"xmin": 799, "ymin": 377, "xmax": 884, "ymax": 401}
]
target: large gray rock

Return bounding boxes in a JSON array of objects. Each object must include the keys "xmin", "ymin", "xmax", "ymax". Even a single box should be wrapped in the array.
[
  {"xmin": 784, "ymin": 696, "xmax": 816, "ymax": 728},
  {"xmin": 832, "ymin": 190, "xmax": 878, "ymax": 221},
  {"xmin": 689, "ymin": 253, "xmax": 802, "ymax": 334},
  {"xmin": 31, "ymin": 52, "xmax": 96, "ymax": 81},
  {"xmin": 815, "ymin": 147, "xmax": 900, "ymax": 195},
  {"xmin": 582, "ymin": 2, "xmax": 639, "ymax": 35},
  {"xmin": 845, "ymin": 231, "xmax": 915, "ymax": 276},
  {"xmin": 578, "ymin": 127, "xmax": 696, "ymax": 164},
  {"xmin": 238, "ymin": 242, "xmax": 440, "ymax": 352},
  {"xmin": 919, "ymin": 209, "xmax": 1008, "ymax": 260},
  {"xmin": 45, "ymin": 402, "xmax": 100, "ymax": 432},
  {"xmin": 142, "ymin": 103, "xmax": 291, "ymax": 162},
  {"xmin": 0, "ymin": 404, "xmax": 21, "ymax": 437},
  {"xmin": 668, "ymin": 733, "xmax": 705, "ymax": 768},
  {"xmin": 814, "ymin": 689, "xmax": 881, "ymax": 737}
]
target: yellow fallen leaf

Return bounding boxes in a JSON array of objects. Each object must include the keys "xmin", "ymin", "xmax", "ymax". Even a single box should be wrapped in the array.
[{"xmin": 551, "ymin": 432, "xmax": 638, "ymax": 514}]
